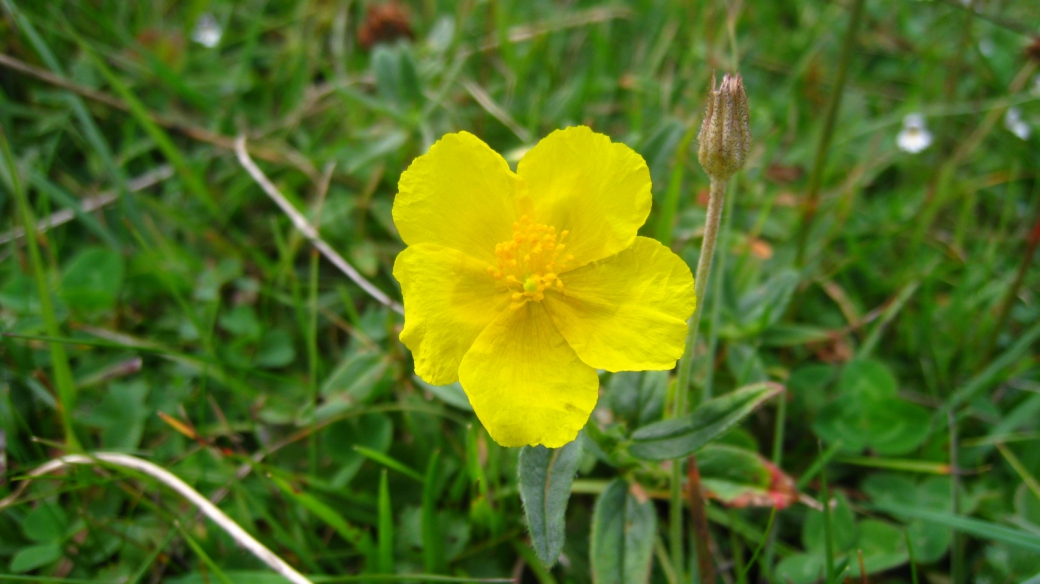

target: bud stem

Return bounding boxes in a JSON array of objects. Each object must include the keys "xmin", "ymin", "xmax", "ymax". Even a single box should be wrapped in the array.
[{"xmin": 668, "ymin": 176, "xmax": 728, "ymax": 582}]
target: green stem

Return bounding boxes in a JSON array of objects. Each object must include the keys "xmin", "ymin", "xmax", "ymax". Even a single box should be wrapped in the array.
[
  {"xmin": 0, "ymin": 124, "xmax": 80, "ymax": 450},
  {"xmin": 794, "ymin": 0, "xmax": 866, "ymax": 266},
  {"xmin": 675, "ymin": 177, "xmax": 727, "ymax": 413},
  {"xmin": 703, "ymin": 177, "xmax": 735, "ymax": 400},
  {"xmin": 670, "ymin": 176, "xmax": 728, "ymax": 583}
]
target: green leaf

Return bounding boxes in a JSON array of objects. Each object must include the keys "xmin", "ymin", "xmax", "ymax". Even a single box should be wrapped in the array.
[
  {"xmin": 774, "ymin": 553, "xmax": 825, "ymax": 584},
  {"xmin": 0, "ymin": 272, "xmax": 40, "ymax": 315},
  {"xmin": 813, "ymin": 359, "xmax": 929, "ymax": 455},
  {"xmin": 10, "ymin": 542, "xmax": 63, "ymax": 573},
  {"xmin": 779, "ymin": 510, "xmax": 911, "ymax": 584},
  {"xmin": 413, "ymin": 376, "xmax": 473, "ymax": 412},
  {"xmin": 324, "ymin": 413, "xmax": 394, "ymax": 488},
  {"xmin": 396, "ymin": 45, "xmax": 423, "ymax": 108},
  {"xmin": 733, "ymin": 268, "xmax": 799, "ymax": 336},
  {"xmin": 726, "ymin": 343, "xmax": 768, "ymax": 386},
  {"xmin": 853, "ymin": 519, "xmax": 910, "ymax": 574},
  {"xmin": 606, "ymin": 370, "xmax": 667, "ymax": 428},
  {"xmin": 372, "ymin": 45, "xmax": 401, "ymax": 105},
  {"xmin": 590, "ymin": 479, "xmax": 656, "ymax": 584},
  {"xmin": 862, "ymin": 474, "xmax": 951, "ymax": 563},
  {"xmin": 80, "ymin": 380, "xmax": 150, "ymax": 450},
  {"xmin": 320, "ymin": 348, "xmax": 388, "ymax": 407},
  {"xmin": 698, "ymin": 444, "xmax": 798, "ymax": 508},
  {"xmin": 267, "ymin": 473, "xmax": 375, "ymax": 562},
  {"xmin": 518, "ymin": 439, "xmax": 583, "ymax": 567},
  {"xmin": 218, "ymin": 305, "xmax": 262, "ymax": 340},
  {"xmin": 629, "ymin": 382, "xmax": 783, "ymax": 461},
  {"xmin": 60, "ymin": 247, "xmax": 124, "ymax": 313},
  {"xmin": 839, "ymin": 359, "xmax": 897, "ymax": 400},
  {"xmin": 254, "ymin": 328, "xmax": 295, "ymax": 368},
  {"xmin": 803, "ymin": 492, "xmax": 857, "ymax": 555},
  {"xmin": 23, "ymin": 503, "xmax": 68, "ymax": 542}
]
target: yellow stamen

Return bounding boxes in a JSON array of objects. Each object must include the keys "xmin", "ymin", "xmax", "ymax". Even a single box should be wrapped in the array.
[{"xmin": 489, "ymin": 215, "xmax": 571, "ymax": 309}]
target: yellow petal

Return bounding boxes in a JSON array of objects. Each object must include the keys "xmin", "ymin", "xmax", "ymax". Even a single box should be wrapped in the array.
[
  {"xmin": 458, "ymin": 302, "xmax": 599, "ymax": 448},
  {"xmin": 516, "ymin": 126, "xmax": 651, "ymax": 269},
  {"xmin": 394, "ymin": 132, "xmax": 521, "ymax": 263},
  {"xmin": 545, "ymin": 236, "xmax": 696, "ymax": 371},
  {"xmin": 394, "ymin": 244, "xmax": 509, "ymax": 385}
]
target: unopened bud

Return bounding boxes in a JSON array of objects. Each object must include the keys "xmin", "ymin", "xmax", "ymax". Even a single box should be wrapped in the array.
[{"xmin": 697, "ymin": 73, "xmax": 751, "ymax": 181}]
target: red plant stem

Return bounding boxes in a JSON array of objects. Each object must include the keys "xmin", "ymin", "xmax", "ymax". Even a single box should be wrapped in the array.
[{"xmin": 687, "ymin": 455, "xmax": 715, "ymax": 584}]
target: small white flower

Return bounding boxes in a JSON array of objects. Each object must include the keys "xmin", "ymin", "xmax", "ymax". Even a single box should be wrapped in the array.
[
  {"xmin": 897, "ymin": 113, "xmax": 933, "ymax": 154},
  {"xmin": 1004, "ymin": 108, "xmax": 1031, "ymax": 140},
  {"xmin": 978, "ymin": 38, "xmax": 994, "ymax": 57},
  {"xmin": 192, "ymin": 13, "xmax": 222, "ymax": 48}
]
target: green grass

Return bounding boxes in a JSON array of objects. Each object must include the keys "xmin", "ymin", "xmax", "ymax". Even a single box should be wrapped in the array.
[{"xmin": 1, "ymin": 0, "xmax": 1039, "ymax": 582}]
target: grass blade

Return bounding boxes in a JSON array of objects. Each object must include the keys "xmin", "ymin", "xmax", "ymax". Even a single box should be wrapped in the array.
[
  {"xmin": 0, "ymin": 124, "xmax": 79, "ymax": 449},
  {"xmin": 422, "ymin": 450, "xmax": 446, "ymax": 574},
  {"xmin": 377, "ymin": 470, "xmax": 394, "ymax": 574},
  {"xmin": 354, "ymin": 445, "xmax": 424, "ymax": 482},
  {"xmin": 72, "ymin": 39, "xmax": 220, "ymax": 217},
  {"xmin": 871, "ymin": 502, "xmax": 1040, "ymax": 552}
]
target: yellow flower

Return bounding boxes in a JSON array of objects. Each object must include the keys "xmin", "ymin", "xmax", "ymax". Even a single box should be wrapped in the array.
[{"xmin": 392, "ymin": 126, "xmax": 696, "ymax": 448}]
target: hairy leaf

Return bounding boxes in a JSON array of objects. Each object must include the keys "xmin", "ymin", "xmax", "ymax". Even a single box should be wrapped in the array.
[
  {"xmin": 518, "ymin": 439, "xmax": 583, "ymax": 567},
  {"xmin": 590, "ymin": 479, "xmax": 656, "ymax": 584},
  {"xmin": 629, "ymin": 382, "xmax": 783, "ymax": 460}
]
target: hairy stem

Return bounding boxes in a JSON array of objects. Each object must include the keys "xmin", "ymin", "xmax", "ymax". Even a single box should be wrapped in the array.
[{"xmin": 670, "ymin": 176, "xmax": 728, "ymax": 582}]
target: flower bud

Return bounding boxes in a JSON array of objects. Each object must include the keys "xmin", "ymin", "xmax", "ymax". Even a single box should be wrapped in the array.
[{"xmin": 697, "ymin": 73, "xmax": 751, "ymax": 181}]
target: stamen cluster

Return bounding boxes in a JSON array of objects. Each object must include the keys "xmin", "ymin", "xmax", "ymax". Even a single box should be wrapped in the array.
[{"xmin": 487, "ymin": 215, "xmax": 573, "ymax": 309}]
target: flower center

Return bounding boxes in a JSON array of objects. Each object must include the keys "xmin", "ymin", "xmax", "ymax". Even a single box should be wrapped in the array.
[{"xmin": 487, "ymin": 216, "xmax": 573, "ymax": 309}]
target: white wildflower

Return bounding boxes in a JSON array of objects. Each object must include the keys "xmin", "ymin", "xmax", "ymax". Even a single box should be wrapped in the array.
[
  {"xmin": 978, "ymin": 38, "xmax": 994, "ymax": 57},
  {"xmin": 896, "ymin": 113, "xmax": 933, "ymax": 154},
  {"xmin": 192, "ymin": 13, "xmax": 222, "ymax": 48},
  {"xmin": 1004, "ymin": 108, "xmax": 1031, "ymax": 140}
]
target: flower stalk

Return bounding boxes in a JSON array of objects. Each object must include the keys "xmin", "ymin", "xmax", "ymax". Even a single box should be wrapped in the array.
[{"xmin": 669, "ymin": 72, "xmax": 750, "ymax": 584}]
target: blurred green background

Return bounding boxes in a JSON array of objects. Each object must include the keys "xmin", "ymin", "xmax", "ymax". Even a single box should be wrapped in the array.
[{"xmin": 0, "ymin": 0, "xmax": 1039, "ymax": 582}]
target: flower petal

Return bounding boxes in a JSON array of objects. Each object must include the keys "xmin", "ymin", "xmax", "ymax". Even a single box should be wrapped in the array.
[
  {"xmin": 546, "ymin": 236, "xmax": 695, "ymax": 371},
  {"xmin": 394, "ymin": 244, "xmax": 509, "ymax": 385},
  {"xmin": 458, "ymin": 302, "xmax": 599, "ymax": 447},
  {"xmin": 394, "ymin": 132, "xmax": 521, "ymax": 263},
  {"xmin": 516, "ymin": 126, "xmax": 652, "ymax": 269}
]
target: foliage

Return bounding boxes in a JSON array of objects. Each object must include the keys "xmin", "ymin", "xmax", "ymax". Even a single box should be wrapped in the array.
[{"xmin": 0, "ymin": 0, "xmax": 1039, "ymax": 582}]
